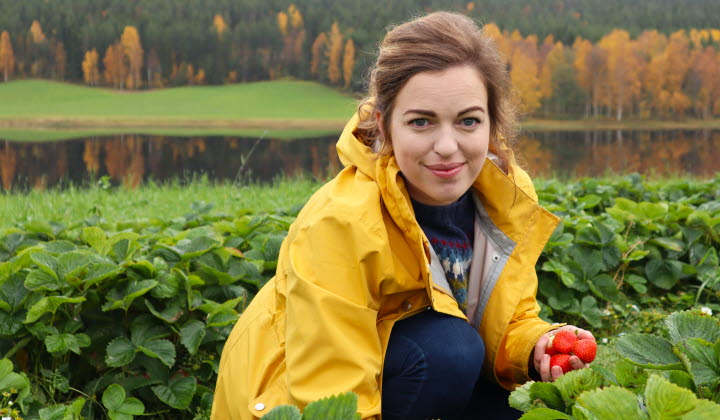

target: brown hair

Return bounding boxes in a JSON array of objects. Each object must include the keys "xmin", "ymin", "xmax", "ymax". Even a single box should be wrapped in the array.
[{"xmin": 356, "ymin": 11, "xmax": 518, "ymax": 174}]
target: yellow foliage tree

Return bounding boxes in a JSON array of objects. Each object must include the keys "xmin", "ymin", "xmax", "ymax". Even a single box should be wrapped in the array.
[
  {"xmin": 0, "ymin": 31, "xmax": 15, "ymax": 82},
  {"xmin": 510, "ymin": 48, "xmax": 542, "ymax": 114},
  {"xmin": 482, "ymin": 23, "xmax": 511, "ymax": 62},
  {"xmin": 573, "ymin": 37, "xmax": 593, "ymax": 116},
  {"xmin": 103, "ymin": 42, "xmax": 128, "ymax": 89},
  {"xmin": 277, "ymin": 11, "xmax": 289, "ymax": 37},
  {"xmin": 310, "ymin": 32, "xmax": 327, "ymax": 78},
  {"xmin": 342, "ymin": 38, "xmax": 355, "ymax": 88},
  {"xmin": 121, "ymin": 26, "xmax": 144, "ymax": 89},
  {"xmin": 29, "ymin": 20, "xmax": 47, "ymax": 44},
  {"xmin": 599, "ymin": 29, "xmax": 642, "ymax": 120},
  {"xmin": 688, "ymin": 46, "xmax": 720, "ymax": 117},
  {"xmin": 213, "ymin": 14, "xmax": 228, "ymax": 39},
  {"xmin": 326, "ymin": 22, "xmax": 343, "ymax": 84},
  {"xmin": 82, "ymin": 48, "xmax": 100, "ymax": 86}
]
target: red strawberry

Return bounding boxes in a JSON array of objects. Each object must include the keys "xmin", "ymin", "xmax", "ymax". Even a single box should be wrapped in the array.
[
  {"xmin": 545, "ymin": 341, "xmax": 559, "ymax": 356},
  {"xmin": 552, "ymin": 330, "xmax": 578, "ymax": 354},
  {"xmin": 573, "ymin": 339, "xmax": 597, "ymax": 363},
  {"xmin": 550, "ymin": 354, "xmax": 572, "ymax": 374}
]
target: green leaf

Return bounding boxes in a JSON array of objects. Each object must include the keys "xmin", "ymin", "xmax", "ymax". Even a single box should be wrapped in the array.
[
  {"xmin": 625, "ymin": 274, "xmax": 648, "ymax": 294},
  {"xmin": 590, "ymin": 364, "xmax": 619, "ymax": 386},
  {"xmin": 509, "ymin": 381, "xmax": 536, "ymax": 413},
  {"xmin": 529, "ymin": 382, "xmax": 565, "ymax": 412},
  {"xmin": 576, "ymin": 386, "xmax": 647, "ymax": 419},
  {"xmin": 138, "ymin": 339, "xmax": 176, "ymax": 368},
  {"xmin": 84, "ymin": 263, "xmax": 122, "ymax": 287},
  {"xmin": 102, "ymin": 383, "xmax": 127, "ymax": 411},
  {"xmin": 38, "ymin": 405, "xmax": 67, "ymax": 420},
  {"xmin": 589, "ymin": 274, "xmax": 620, "ymax": 301},
  {"xmin": 542, "ymin": 259, "xmax": 576, "ymax": 288},
  {"xmin": 25, "ymin": 268, "xmax": 62, "ymax": 291},
  {"xmin": 106, "ymin": 337, "xmax": 136, "ymax": 367},
  {"xmin": 177, "ymin": 236, "xmax": 222, "ymax": 259},
  {"xmin": 668, "ymin": 370, "xmax": 696, "ymax": 393},
  {"xmin": 57, "ymin": 252, "xmax": 93, "ymax": 280},
  {"xmin": 82, "ymin": 227, "xmax": 109, "ymax": 255},
  {"xmin": 518, "ymin": 408, "xmax": 572, "ymax": 420},
  {"xmin": 302, "ymin": 392, "xmax": 360, "ymax": 420},
  {"xmin": 651, "ymin": 237, "xmax": 686, "ymax": 252},
  {"xmin": 666, "ymin": 311, "xmax": 720, "ymax": 345},
  {"xmin": 645, "ymin": 259, "xmax": 683, "ymax": 290},
  {"xmin": 579, "ymin": 296, "xmax": 603, "ymax": 328},
  {"xmin": 31, "ymin": 252, "xmax": 58, "ymax": 276},
  {"xmin": 25, "ymin": 296, "xmax": 86, "ymax": 324},
  {"xmin": 0, "ymin": 311, "xmax": 24, "ymax": 336},
  {"xmin": 0, "ymin": 358, "xmax": 30, "ymax": 393},
  {"xmin": 680, "ymin": 338, "xmax": 720, "ymax": 385},
  {"xmin": 554, "ymin": 368, "xmax": 604, "ymax": 407},
  {"xmin": 144, "ymin": 298, "xmax": 184, "ymax": 323},
  {"xmin": 645, "ymin": 374, "xmax": 699, "ymax": 418},
  {"xmin": 179, "ymin": 320, "xmax": 206, "ymax": 355},
  {"xmin": 103, "ymin": 384, "xmax": 145, "ymax": 420},
  {"xmin": 616, "ymin": 333, "xmax": 683, "ymax": 369},
  {"xmin": 102, "ymin": 279, "xmax": 158, "ymax": 312},
  {"xmin": 151, "ymin": 376, "xmax": 196, "ymax": 409},
  {"xmin": 45, "ymin": 333, "xmax": 91, "ymax": 355},
  {"xmin": 684, "ymin": 400, "xmax": 720, "ymax": 419},
  {"xmin": 261, "ymin": 405, "xmax": 302, "ymax": 420}
]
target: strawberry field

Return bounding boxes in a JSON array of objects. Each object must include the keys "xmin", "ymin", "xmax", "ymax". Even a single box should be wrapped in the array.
[{"xmin": 0, "ymin": 174, "xmax": 718, "ymax": 419}]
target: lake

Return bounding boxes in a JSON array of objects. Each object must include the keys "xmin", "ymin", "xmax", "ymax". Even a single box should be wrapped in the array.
[{"xmin": 1, "ymin": 129, "xmax": 718, "ymax": 190}]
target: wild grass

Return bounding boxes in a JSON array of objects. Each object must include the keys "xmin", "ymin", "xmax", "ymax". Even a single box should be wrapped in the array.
[{"xmin": 0, "ymin": 175, "xmax": 325, "ymax": 229}]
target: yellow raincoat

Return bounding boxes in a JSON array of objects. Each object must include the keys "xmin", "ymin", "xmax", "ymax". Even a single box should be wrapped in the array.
[{"xmin": 211, "ymin": 113, "xmax": 560, "ymax": 419}]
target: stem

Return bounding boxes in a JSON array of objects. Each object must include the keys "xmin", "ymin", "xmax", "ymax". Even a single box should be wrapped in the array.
[{"xmin": 3, "ymin": 337, "xmax": 31, "ymax": 360}]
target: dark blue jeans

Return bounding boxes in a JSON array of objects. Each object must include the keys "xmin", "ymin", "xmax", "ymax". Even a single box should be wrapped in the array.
[{"xmin": 382, "ymin": 310, "xmax": 521, "ymax": 420}]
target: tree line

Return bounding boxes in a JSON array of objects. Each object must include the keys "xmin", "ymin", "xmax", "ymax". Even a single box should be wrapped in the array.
[{"xmin": 1, "ymin": 0, "xmax": 720, "ymax": 119}]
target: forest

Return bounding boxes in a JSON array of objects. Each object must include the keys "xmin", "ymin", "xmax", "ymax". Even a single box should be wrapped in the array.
[{"xmin": 1, "ymin": 0, "xmax": 720, "ymax": 119}]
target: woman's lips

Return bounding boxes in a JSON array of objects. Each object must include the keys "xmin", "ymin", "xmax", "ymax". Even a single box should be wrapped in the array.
[{"xmin": 426, "ymin": 163, "xmax": 464, "ymax": 179}]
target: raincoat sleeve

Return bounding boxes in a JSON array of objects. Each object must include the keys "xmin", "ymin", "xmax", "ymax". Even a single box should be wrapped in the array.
[
  {"xmin": 283, "ymin": 213, "xmax": 385, "ymax": 419},
  {"xmin": 494, "ymin": 168, "xmax": 560, "ymax": 389}
]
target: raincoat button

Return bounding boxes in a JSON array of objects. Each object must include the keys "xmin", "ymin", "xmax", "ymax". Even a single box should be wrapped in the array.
[
  {"xmin": 255, "ymin": 403, "xmax": 265, "ymax": 411},
  {"xmin": 492, "ymin": 255, "xmax": 500, "ymax": 262},
  {"xmin": 401, "ymin": 300, "xmax": 412, "ymax": 311}
]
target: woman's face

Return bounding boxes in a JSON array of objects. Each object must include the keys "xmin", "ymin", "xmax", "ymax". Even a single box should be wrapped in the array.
[{"xmin": 379, "ymin": 65, "xmax": 490, "ymax": 206}]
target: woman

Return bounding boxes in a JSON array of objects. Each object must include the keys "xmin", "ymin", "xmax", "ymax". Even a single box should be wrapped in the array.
[{"xmin": 211, "ymin": 11, "xmax": 593, "ymax": 420}]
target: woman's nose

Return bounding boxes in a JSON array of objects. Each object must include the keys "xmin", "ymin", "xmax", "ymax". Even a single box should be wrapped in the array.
[{"xmin": 433, "ymin": 126, "xmax": 459, "ymax": 156}]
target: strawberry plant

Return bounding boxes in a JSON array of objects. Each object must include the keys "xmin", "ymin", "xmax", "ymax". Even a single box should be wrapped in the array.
[
  {"xmin": 0, "ymin": 205, "xmax": 296, "ymax": 419},
  {"xmin": 535, "ymin": 175, "xmax": 720, "ymax": 332},
  {"xmin": 510, "ymin": 309, "xmax": 720, "ymax": 419},
  {"xmin": 261, "ymin": 392, "xmax": 360, "ymax": 420}
]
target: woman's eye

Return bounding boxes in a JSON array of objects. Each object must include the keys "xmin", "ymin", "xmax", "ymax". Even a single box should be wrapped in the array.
[
  {"xmin": 410, "ymin": 118, "xmax": 429, "ymax": 127},
  {"xmin": 460, "ymin": 117, "xmax": 480, "ymax": 127}
]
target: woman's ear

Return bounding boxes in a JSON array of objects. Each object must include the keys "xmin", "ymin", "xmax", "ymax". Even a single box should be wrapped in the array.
[{"xmin": 375, "ymin": 111, "xmax": 385, "ymax": 139}]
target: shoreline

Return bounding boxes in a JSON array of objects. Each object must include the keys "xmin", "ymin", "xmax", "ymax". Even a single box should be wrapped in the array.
[{"xmin": 1, "ymin": 117, "xmax": 720, "ymax": 142}]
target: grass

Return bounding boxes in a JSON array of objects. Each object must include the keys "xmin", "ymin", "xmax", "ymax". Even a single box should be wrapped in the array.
[
  {"xmin": 0, "ymin": 79, "xmax": 357, "ymax": 130},
  {"xmin": 0, "ymin": 176, "xmax": 325, "ymax": 229},
  {"xmin": 0, "ymin": 127, "xmax": 341, "ymax": 142}
]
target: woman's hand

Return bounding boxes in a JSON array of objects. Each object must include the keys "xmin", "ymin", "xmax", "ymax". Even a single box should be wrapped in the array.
[{"xmin": 533, "ymin": 325, "xmax": 595, "ymax": 382}]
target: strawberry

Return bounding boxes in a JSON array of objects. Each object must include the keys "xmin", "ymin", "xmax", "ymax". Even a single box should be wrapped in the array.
[
  {"xmin": 573, "ymin": 339, "xmax": 597, "ymax": 363},
  {"xmin": 545, "ymin": 343, "xmax": 561, "ymax": 356},
  {"xmin": 552, "ymin": 330, "xmax": 578, "ymax": 354},
  {"xmin": 550, "ymin": 354, "xmax": 572, "ymax": 374}
]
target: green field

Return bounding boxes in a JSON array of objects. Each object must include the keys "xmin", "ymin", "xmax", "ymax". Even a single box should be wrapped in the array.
[{"xmin": 0, "ymin": 79, "xmax": 357, "ymax": 127}]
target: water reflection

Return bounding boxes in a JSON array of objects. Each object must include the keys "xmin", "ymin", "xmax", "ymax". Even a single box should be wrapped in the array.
[
  {"xmin": 0, "ymin": 129, "xmax": 718, "ymax": 190},
  {"xmin": 516, "ymin": 130, "xmax": 719, "ymax": 179}
]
